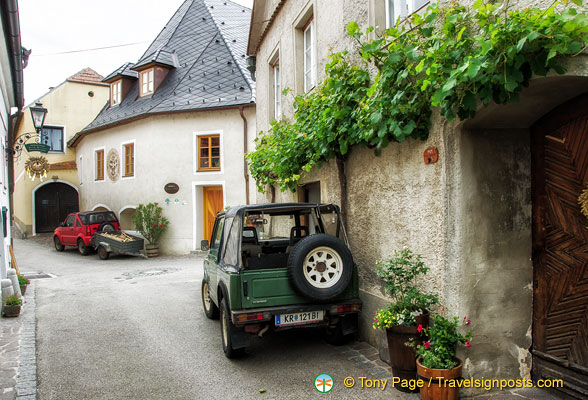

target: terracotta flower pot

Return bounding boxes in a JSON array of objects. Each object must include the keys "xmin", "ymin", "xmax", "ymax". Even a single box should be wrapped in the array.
[
  {"xmin": 145, "ymin": 244, "xmax": 159, "ymax": 258},
  {"xmin": 416, "ymin": 357, "xmax": 463, "ymax": 400},
  {"xmin": 2, "ymin": 304, "xmax": 21, "ymax": 317},
  {"xmin": 386, "ymin": 311, "xmax": 429, "ymax": 392}
]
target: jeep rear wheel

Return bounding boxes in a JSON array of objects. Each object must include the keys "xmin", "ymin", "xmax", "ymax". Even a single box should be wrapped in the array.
[
  {"xmin": 287, "ymin": 234, "xmax": 353, "ymax": 301},
  {"xmin": 77, "ymin": 239, "xmax": 90, "ymax": 256},
  {"xmin": 98, "ymin": 222, "xmax": 115, "ymax": 232},
  {"xmin": 220, "ymin": 299, "xmax": 244, "ymax": 359},
  {"xmin": 202, "ymin": 280, "xmax": 219, "ymax": 319}
]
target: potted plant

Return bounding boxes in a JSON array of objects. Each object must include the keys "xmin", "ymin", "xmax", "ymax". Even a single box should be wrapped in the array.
[
  {"xmin": 18, "ymin": 275, "xmax": 30, "ymax": 296},
  {"xmin": 132, "ymin": 203, "xmax": 169, "ymax": 257},
  {"xmin": 2, "ymin": 294, "xmax": 22, "ymax": 317},
  {"xmin": 410, "ymin": 310, "xmax": 472, "ymax": 400},
  {"xmin": 373, "ymin": 248, "xmax": 437, "ymax": 391}
]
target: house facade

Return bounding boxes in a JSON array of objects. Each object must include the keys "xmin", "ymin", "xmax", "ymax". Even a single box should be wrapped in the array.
[
  {"xmin": 248, "ymin": 0, "xmax": 588, "ymax": 396},
  {"xmin": 12, "ymin": 68, "xmax": 109, "ymax": 237},
  {"xmin": 0, "ymin": 0, "xmax": 24, "ymax": 282},
  {"xmin": 69, "ymin": 0, "xmax": 256, "ymax": 254}
]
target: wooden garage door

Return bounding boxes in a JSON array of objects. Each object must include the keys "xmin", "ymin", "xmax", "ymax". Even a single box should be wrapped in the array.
[
  {"xmin": 532, "ymin": 93, "xmax": 588, "ymax": 399},
  {"xmin": 35, "ymin": 183, "xmax": 79, "ymax": 233}
]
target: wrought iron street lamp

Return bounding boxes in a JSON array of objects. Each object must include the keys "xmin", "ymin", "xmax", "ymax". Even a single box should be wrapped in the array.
[
  {"xmin": 29, "ymin": 102, "xmax": 47, "ymax": 133},
  {"xmin": 12, "ymin": 102, "xmax": 50, "ymax": 160}
]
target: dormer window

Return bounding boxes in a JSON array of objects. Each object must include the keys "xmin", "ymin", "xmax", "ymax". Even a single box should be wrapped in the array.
[
  {"xmin": 111, "ymin": 80, "xmax": 122, "ymax": 105},
  {"xmin": 140, "ymin": 68, "xmax": 154, "ymax": 96}
]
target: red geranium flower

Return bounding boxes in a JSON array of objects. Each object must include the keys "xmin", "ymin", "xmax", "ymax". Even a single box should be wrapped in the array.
[
  {"xmin": 160, "ymin": 224, "xmax": 164, "ymax": 228},
  {"xmin": 153, "ymin": 223, "xmax": 158, "ymax": 227},
  {"xmin": 417, "ymin": 324, "xmax": 423, "ymax": 333},
  {"xmin": 465, "ymin": 340, "xmax": 471, "ymax": 348},
  {"xmin": 424, "ymin": 341, "xmax": 431, "ymax": 349}
]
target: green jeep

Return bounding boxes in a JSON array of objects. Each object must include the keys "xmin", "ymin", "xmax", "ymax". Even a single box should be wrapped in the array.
[{"xmin": 200, "ymin": 202, "xmax": 362, "ymax": 358}]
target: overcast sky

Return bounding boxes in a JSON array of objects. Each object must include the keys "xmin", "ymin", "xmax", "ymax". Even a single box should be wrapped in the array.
[{"xmin": 18, "ymin": 0, "xmax": 254, "ymax": 106}]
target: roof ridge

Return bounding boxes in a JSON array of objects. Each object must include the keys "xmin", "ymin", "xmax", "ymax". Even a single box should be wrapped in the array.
[
  {"xmin": 203, "ymin": 0, "xmax": 254, "ymax": 100},
  {"xmin": 138, "ymin": 0, "xmax": 194, "ymax": 62}
]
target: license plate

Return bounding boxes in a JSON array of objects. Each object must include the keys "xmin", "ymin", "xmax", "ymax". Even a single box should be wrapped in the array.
[{"xmin": 275, "ymin": 310, "xmax": 324, "ymax": 326}]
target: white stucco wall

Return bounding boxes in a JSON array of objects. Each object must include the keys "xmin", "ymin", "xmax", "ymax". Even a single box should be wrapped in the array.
[
  {"xmin": 0, "ymin": 13, "xmax": 16, "ymax": 280},
  {"xmin": 75, "ymin": 106, "xmax": 255, "ymax": 254}
]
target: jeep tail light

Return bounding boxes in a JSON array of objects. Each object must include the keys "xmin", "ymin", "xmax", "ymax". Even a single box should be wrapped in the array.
[
  {"xmin": 331, "ymin": 304, "xmax": 361, "ymax": 314},
  {"xmin": 236, "ymin": 312, "xmax": 264, "ymax": 323}
]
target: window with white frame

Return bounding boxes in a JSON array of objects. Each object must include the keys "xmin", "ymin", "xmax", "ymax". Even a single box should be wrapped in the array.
[
  {"xmin": 273, "ymin": 60, "xmax": 281, "ymax": 119},
  {"xmin": 386, "ymin": 0, "xmax": 429, "ymax": 28},
  {"xmin": 40, "ymin": 126, "xmax": 64, "ymax": 153},
  {"xmin": 140, "ymin": 68, "xmax": 154, "ymax": 96},
  {"xmin": 111, "ymin": 80, "xmax": 122, "ymax": 105},
  {"xmin": 95, "ymin": 149, "xmax": 104, "ymax": 181},
  {"xmin": 123, "ymin": 142, "xmax": 135, "ymax": 177},
  {"xmin": 303, "ymin": 20, "xmax": 316, "ymax": 92}
]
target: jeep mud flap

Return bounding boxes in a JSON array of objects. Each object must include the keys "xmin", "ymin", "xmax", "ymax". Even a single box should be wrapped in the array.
[{"xmin": 231, "ymin": 327, "xmax": 251, "ymax": 349}]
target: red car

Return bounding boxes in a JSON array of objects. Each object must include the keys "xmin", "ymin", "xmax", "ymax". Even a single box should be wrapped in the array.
[{"xmin": 53, "ymin": 211, "xmax": 121, "ymax": 255}]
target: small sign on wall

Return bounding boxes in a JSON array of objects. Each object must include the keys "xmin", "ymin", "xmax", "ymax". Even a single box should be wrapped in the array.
[
  {"xmin": 164, "ymin": 183, "xmax": 179, "ymax": 194},
  {"xmin": 424, "ymin": 147, "xmax": 439, "ymax": 164}
]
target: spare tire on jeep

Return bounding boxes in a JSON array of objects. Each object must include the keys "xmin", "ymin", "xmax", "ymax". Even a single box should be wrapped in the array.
[{"xmin": 287, "ymin": 234, "xmax": 353, "ymax": 301}]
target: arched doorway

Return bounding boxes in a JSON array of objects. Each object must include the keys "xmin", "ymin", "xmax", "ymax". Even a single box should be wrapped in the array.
[
  {"xmin": 34, "ymin": 182, "xmax": 79, "ymax": 232},
  {"xmin": 119, "ymin": 207, "xmax": 137, "ymax": 231},
  {"xmin": 531, "ymin": 93, "xmax": 588, "ymax": 395}
]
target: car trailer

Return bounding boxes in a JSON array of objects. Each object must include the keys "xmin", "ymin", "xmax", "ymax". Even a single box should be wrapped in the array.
[{"xmin": 93, "ymin": 232, "xmax": 147, "ymax": 260}]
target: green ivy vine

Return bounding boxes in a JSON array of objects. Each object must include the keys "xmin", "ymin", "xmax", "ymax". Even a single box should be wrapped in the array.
[{"xmin": 248, "ymin": 0, "xmax": 588, "ymax": 194}]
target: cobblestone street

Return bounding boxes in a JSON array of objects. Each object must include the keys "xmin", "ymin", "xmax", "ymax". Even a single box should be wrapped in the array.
[{"xmin": 1, "ymin": 236, "xmax": 561, "ymax": 399}]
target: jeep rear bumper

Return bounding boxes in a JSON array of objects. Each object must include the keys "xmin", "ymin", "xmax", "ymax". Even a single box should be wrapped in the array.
[{"xmin": 230, "ymin": 299, "xmax": 362, "ymax": 327}]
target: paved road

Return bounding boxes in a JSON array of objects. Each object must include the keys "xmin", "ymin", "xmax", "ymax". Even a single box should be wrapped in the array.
[{"xmin": 14, "ymin": 237, "xmax": 416, "ymax": 400}]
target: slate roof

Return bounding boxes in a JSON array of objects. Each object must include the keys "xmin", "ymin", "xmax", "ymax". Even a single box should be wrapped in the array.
[
  {"xmin": 132, "ymin": 49, "xmax": 179, "ymax": 70},
  {"xmin": 103, "ymin": 62, "xmax": 138, "ymax": 82},
  {"xmin": 76, "ymin": 0, "xmax": 255, "ymax": 139}
]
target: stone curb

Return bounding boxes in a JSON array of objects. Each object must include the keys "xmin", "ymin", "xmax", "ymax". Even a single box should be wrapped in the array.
[{"xmin": 0, "ymin": 282, "xmax": 37, "ymax": 400}]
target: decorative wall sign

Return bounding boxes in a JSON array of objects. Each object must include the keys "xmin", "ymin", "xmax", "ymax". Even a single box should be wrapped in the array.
[
  {"xmin": 164, "ymin": 183, "xmax": 180, "ymax": 194},
  {"xmin": 24, "ymin": 143, "xmax": 50, "ymax": 153},
  {"xmin": 25, "ymin": 156, "xmax": 49, "ymax": 181},
  {"xmin": 423, "ymin": 146, "xmax": 439, "ymax": 164},
  {"xmin": 107, "ymin": 149, "xmax": 120, "ymax": 181}
]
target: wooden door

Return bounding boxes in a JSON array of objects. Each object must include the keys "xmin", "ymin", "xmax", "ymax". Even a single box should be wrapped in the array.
[
  {"xmin": 203, "ymin": 186, "xmax": 223, "ymax": 242},
  {"xmin": 35, "ymin": 183, "xmax": 79, "ymax": 233},
  {"xmin": 532, "ymin": 93, "xmax": 588, "ymax": 398}
]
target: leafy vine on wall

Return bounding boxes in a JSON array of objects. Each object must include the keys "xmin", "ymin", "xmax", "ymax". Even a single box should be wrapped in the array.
[{"xmin": 247, "ymin": 0, "xmax": 588, "ymax": 199}]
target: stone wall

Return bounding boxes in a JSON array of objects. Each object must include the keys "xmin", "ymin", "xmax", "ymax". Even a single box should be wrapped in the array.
[{"xmin": 250, "ymin": 0, "xmax": 588, "ymax": 393}]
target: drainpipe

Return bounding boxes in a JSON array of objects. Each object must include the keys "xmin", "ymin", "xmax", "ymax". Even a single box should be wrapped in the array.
[
  {"xmin": 239, "ymin": 106, "xmax": 250, "ymax": 205},
  {"xmin": 7, "ymin": 111, "xmax": 22, "ymax": 246},
  {"xmin": 3, "ymin": 0, "xmax": 25, "ymax": 247}
]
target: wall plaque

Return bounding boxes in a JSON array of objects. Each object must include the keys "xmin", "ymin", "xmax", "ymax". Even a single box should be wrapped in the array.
[
  {"xmin": 164, "ymin": 183, "xmax": 179, "ymax": 194},
  {"xmin": 107, "ymin": 149, "xmax": 120, "ymax": 181}
]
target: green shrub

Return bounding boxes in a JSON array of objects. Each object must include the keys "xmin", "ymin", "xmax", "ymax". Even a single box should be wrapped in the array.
[
  {"xmin": 132, "ymin": 203, "xmax": 170, "ymax": 245},
  {"xmin": 4, "ymin": 294, "xmax": 22, "ymax": 306}
]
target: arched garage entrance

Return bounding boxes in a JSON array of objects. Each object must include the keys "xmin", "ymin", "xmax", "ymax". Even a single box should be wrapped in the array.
[
  {"xmin": 119, "ymin": 206, "xmax": 137, "ymax": 231},
  {"xmin": 34, "ymin": 182, "xmax": 79, "ymax": 233}
]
